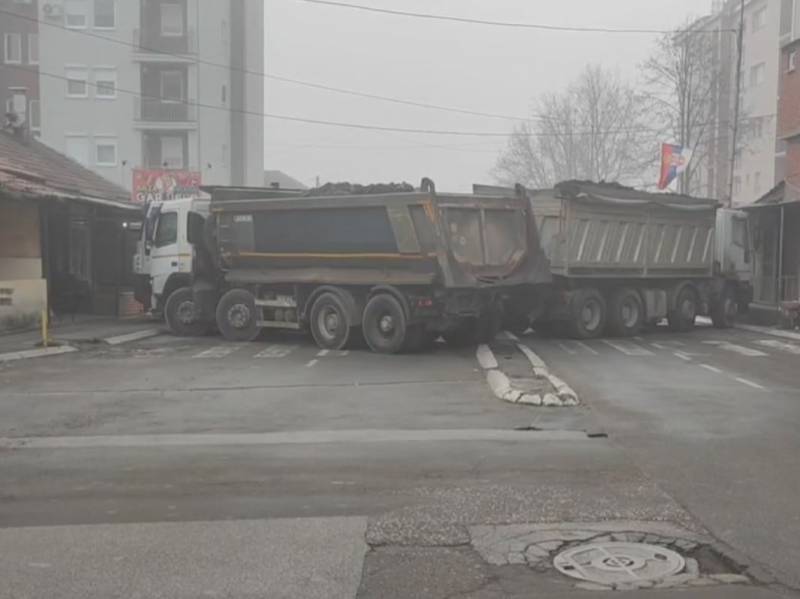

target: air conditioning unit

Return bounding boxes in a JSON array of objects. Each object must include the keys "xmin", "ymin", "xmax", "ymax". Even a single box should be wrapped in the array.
[{"xmin": 42, "ymin": 2, "xmax": 64, "ymax": 20}]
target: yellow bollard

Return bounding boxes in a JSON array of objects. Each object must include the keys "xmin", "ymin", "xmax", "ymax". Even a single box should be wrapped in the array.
[{"xmin": 41, "ymin": 308, "xmax": 49, "ymax": 348}]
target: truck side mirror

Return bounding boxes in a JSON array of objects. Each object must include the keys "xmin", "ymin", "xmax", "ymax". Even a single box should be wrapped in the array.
[{"xmin": 187, "ymin": 212, "xmax": 206, "ymax": 245}]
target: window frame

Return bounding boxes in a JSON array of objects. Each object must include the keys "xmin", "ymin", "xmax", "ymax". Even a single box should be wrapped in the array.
[
  {"xmin": 749, "ymin": 62, "xmax": 766, "ymax": 87},
  {"xmin": 789, "ymin": 50, "xmax": 798, "ymax": 73},
  {"xmin": 752, "ymin": 6, "xmax": 767, "ymax": 31},
  {"xmin": 65, "ymin": 66, "xmax": 90, "ymax": 98},
  {"xmin": 160, "ymin": 3, "xmax": 185, "ymax": 38},
  {"xmin": 64, "ymin": 0, "xmax": 89, "ymax": 29},
  {"xmin": 93, "ymin": 67, "xmax": 117, "ymax": 99},
  {"xmin": 93, "ymin": 0, "xmax": 116, "ymax": 29},
  {"xmin": 160, "ymin": 135, "xmax": 185, "ymax": 169},
  {"xmin": 27, "ymin": 33, "xmax": 38, "ymax": 65},
  {"xmin": 95, "ymin": 136, "xmax": 118, "ymax": 167},
  {"xmin": 154, "ymin": 211, "xmax": 179, "ymax": 248},
  {"xmin": 28, "ymin": 99, "xmax": 40, "ymax": 133},
  {"xmin": 64, "ymin": 134, "xmax": 90, "ymax": 166},
  {"xmin": 4, "ymin": 33, "xmax": 22, "ymax": 65},
  {"xmin": 160, "ymin": 70, "xmax": 185, "ymax": 103}
]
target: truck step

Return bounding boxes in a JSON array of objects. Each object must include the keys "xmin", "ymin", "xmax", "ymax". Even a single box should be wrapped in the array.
[
  {"xmin": 255, "ymin": 298, "xmax": 298, "ymax": 308},
  {"xmin": 256, "ymin": 320, "xmax": 301, "ymax": 330}
]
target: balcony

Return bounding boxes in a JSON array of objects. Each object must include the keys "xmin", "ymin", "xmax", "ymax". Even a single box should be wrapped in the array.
[
  {"xmin": 134, "ymin": 97, "xmax": 197, "ymax": 129},
  {"xmin": 132, "ymin": 29, "xmax": 197, "ymax": 60}
]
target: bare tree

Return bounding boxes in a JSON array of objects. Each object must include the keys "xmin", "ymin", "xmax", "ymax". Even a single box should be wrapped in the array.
[
  {"xmin": 640, "ymin": 22, "xmax": 723, "ymax": 195},
  {"xmin": 493, "ymin": 65, "xmax": 657, "ymax": 189}
]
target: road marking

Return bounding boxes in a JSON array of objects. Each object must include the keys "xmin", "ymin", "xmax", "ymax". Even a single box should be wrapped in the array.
[
  {"xmin": 755, "ymin": 339, "xmax": 800, "ymax": 355},
  {"xmin": 0, "ymin": 345, "xmax": 78, "ymax": 363},
  {"xmin": 192, "ymin": 345, "xmax": 242, "ymax": 359},
  {"xmin": 317, "ymin": 349, "xmax": 330, "ymax": 357},
  {"xmin": 699, "ymin": 364, "xmax": 722, "ymax": 373},
  {"xmin": 104, "ymin": 329, "xmax": 162, "ymax": 346},
  {"xmin": 650, "ymin": 342, "xmax": 669, "ymax": 350},
  {"xmin": 703, "ymin": 341, "xmax": 768, "ymax": 357},
  {"xmin": 255, "ymin": 345, "xmax": 297, "ymax": 359},
  {"xmin": 557, "ymin": 342, "xmax": 577, "ymax": 355},
  {"xmin": 499, "ymin": 331, "xmax": 519, "ymax": 341},
  {"xmin": 575, "ymin": 341, "xmax": 599, "ymax": 355},
  {"xmin": 633, "ymin": 336, "xmax": 645, "ymax": 342},
  {"xmin": 735, "ymin": 377, "xmax": 767, "ymax": 390},
  {"xmin": 306, "ymin": 359, "xmax": 318, "ymax": 368},
  {"xmin": 601, "ymin": 340, "xmax": 654, "ymax": 356},
  {"xmin": 674, "ymin": 351, "xmax": 692, "ymax": 362},
  {"xmin": 476, "ymin": 344, "xmax": 499, "ymax": 370},
  {"xmin": 0, "ymin": 429, "xmax": 595, "ymax": 450},
  {"xmin": 737, "ymin": 323, "xmax": 800, "ymax": 342},
  {"xmin": 337, "ymin": 351, "xmax": 350, "ymax": 357}
]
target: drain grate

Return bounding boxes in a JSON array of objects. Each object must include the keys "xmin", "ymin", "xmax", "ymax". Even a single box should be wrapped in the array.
[{"xmin": 554, "ymin": 542, "xmax": 685, "ymax": 585}]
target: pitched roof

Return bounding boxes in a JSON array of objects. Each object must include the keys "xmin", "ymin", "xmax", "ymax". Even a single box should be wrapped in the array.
[{"xmin": 0, "ymin": 128, "xmax": 136, "ymax": 210}]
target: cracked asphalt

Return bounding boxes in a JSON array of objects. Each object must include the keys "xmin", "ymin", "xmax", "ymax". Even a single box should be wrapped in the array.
[{"xmin": 0, "ymin": 326, "xmax": 798, "ymax": 598}]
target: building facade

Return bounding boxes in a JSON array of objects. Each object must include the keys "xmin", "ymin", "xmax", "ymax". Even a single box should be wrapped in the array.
[
  {"xmin": 779, "ymin": 0, "xmax": 800, "ymax": 188},
  {"xmin": 0, "ymin": 0, "xmax": 40, "ymax": 135},
  {"xmin": 34, "ymin": 0, "xmax": 264, "ymax": 190}
]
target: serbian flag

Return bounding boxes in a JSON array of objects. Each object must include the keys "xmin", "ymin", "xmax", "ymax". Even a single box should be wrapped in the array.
[{"xmin": 658, "ymin": 143, "xmax": 693, "ymax": 190}]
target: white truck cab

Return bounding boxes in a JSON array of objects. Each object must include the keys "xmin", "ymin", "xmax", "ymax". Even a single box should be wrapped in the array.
[{"xmin": 133, "ymin": 196, "xmax": 210, "ymax": 334}]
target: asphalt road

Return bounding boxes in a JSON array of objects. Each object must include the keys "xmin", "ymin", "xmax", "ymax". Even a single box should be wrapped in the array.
[{"xmin": 0, "ymin": 325, "xmax": 798, "ymax": 598}]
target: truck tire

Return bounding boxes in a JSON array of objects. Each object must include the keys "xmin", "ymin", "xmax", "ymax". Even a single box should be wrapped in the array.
[
  {"xmin": 216, "ymin": 289, "xmax": 261, "ymax": 342},
  {"xmin": 668, "ymin": 285, "xmax": 698, "ymax": 333},
  {"xmin": 711, "ymin": 289, "xmax": 737, "ymax": 329},
  {"xmin": 362, "ymin": 293, "xmax": 408, "ymax": 354},
  {"xmin": 164, "ymin": 287, "xmax": 208, "ymax": 337},
  {"xmin": 607, "ymin": 288, "xmax": 644, "ymax": 337},
  {"xmin": 567, "ymin": 288, "xmax": 607, "ymax": 339},
  {"xmin": 310, "ymin": 292, "xmax": 351, "ymax": 350}
]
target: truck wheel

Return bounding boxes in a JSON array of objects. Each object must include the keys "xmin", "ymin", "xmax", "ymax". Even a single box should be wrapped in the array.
[
  {"xmin": 310, "ymin": 293, "xmax": 351, "ymax": 350},
  {"xmin": 216, "ymin": 289, "xmax": 261, "ymax": 342},
  {"xmin": 711, "ymin": 290, "xmax": 737, "ymax": 329},
  {"xmin": 607, "ymin": 288, "xmax": 644, "ymax": 337},
  {"xmin": 362, "ymin": 294, "xmax": 407, "ymax": 354},
  {"xmin": 164, "ymin": 287, "xmax": 208, "ymax": 337},
  {"xmin": 668, "ymin": 285, "xmax": 698, "ymax": 333},
  {"xmin": 567, "ymin": 288, "xmax": 607, "ymax": 339}
]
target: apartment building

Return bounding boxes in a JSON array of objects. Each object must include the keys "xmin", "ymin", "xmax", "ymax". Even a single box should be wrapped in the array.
[
  {"xmin": 779, "ymin": 0, "xmax": 800, "ymax": 187},
  {"xmin": 0, "ymin": 0, "xmax": 40, "ymax": 135},
  {"xmin": 33, "ymin": 0, "xmax": 264, "ymax": 189}
]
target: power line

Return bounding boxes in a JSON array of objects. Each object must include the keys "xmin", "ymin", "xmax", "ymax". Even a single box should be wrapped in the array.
[
  {"xmin": 298, "ymin": 0, "xmax": 737, "ymax": 34},
  {"xmin": 3, "ymin": 63, "xmax": 705, "ymax": 138},
  {"xmin": 0, "ymin": 7, "xmax": 536, "ymax": 123}
]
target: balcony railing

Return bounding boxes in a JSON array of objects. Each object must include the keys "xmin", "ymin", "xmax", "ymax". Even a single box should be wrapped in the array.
[
  {"xmin": 134, "ymin": 97, "xmax": 196, "ymax": 123},
  {"xmin": 133, "ymin": 29, "xmax": 197, "ymax": 56}
]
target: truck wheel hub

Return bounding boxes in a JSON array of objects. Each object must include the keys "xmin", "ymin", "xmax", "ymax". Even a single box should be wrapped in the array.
[
  {"xmin": 379, "ymin": 315, "xmax": 395, "ymax": 334},
  {"xmin": 621, "ymin": 301, "xmax": 639, "ymax": 327},
  {"xmin": 228, "ymin": 304, "xmax": 251, "ymax": 329},
  {"xmin": 319, "ymin": 309, "xmax": 340, "ymax": 339},
  {"xmin": 177, "ymin": 300, "xmax": 196, "ymax": 325},
  {"xmin": 581, "ymin": 301, "xmax": 601, "ymax": 331}
]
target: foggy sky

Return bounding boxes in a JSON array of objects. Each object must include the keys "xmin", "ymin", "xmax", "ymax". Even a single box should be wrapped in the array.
[{"xmin": 264, "ymin": 0, "xmax": 711, "ymax": 191}]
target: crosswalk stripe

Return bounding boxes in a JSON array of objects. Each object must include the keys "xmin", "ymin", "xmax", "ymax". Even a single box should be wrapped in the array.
[
  {"xmin": 192, "ymin": 345, "xmax": 243, "ymax": 359},
  {"xmin": 755, "ymin": 339, "xmax": 800, "ymax": 355},
  {"xmin": 702, "ymin": 341, "xmax": 768, "ymax": 357},
  {"xmin": 255, "ymin": 345, "xmax": 297, "ymax": 359},
  {"xmin": 601, "ymin": 340, "xmax": 654, "ymax": 356}
]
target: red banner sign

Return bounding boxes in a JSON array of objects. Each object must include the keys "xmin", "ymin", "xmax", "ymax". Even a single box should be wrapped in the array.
[{"xmin": 132, "ymin": 169, "xmax": 201, "ymax": 204}]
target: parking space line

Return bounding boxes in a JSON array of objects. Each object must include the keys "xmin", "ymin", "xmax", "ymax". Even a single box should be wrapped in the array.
[
  {"xmin": 575, "ymin": 341, "xmax": 599, "ymax": 355},
  {"xmin": 557, "ymin": 342, "xmax": 577, "ymax": 355},
  {"xmin": 602, "ymin": 340, "xmax": 654, "ymax": 356},
  {"xmin": 650, "ymin": 342, "xmax": 669, "ymax": 350},
  {"xmin": 755, "ymin": 339, "xmax": 800, "ymax": 355},
  {"xmin": 317, "ymin": 349, "xmax": 330, "ymax": 357},
  {"xmin": 703, "ymin": 341, "xmax": 768, "ymax": 357},
  {"xmin": 735, "ymin": 377, "xmax": 767, "ymax": 391},
  {"xmin": 192, "ymin": 345, "xmax": 242, "ymax": 359},
  {"xmin": 674, "ymin": 351, "xmax": 692, "ymax": 362},
  {"xmin": 254, "ymin": 345, "xmax": 297, "ymax": 359},
  {"xmin": 306, "ymin": 359, "xmax": 318, "ymax": 368},
  {"xmin": 699, "ymin": 364, "xmax": 722, "ymax": 373}
]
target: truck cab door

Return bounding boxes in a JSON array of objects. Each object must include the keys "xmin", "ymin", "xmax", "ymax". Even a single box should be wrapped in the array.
[{"xmin": 149, "ymin": 209, "xmax": 182, "ymax": 306}]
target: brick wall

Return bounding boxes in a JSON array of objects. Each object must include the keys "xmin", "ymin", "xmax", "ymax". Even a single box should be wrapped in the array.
[
  {"xmin": 779, "ymin": 42, "xmax": 800, "ymax": 140},
  {"xmin": 787, "ymin": 140, "xmax": 800, "ymax": 187}
]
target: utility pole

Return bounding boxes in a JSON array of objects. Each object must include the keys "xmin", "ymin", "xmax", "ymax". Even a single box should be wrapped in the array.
[{"xmin": 727, "ymin": 0, "xmax": 745, "ymax": 207}]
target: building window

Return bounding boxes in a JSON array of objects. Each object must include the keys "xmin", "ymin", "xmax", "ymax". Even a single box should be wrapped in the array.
[
  {"xmin": 160, "ymin": 70, "xmax": 185, "ymax": 102},
  {"xmin": 65, "ymin": 66, "xmax": 89, "ymax": 97},
  {"xmin": 94, "ymin": 67, "xmax": 117, "ymax": 98},
  {"xmin": 160, "ymin": 135, "xmax": 184, "ymax": 168},
  {"xmin": 4, "ymin": 34, "xmax": 22, "ymax": 64},
  {"xmin": 27, "ymin": 33, "xmax": 38, "ymax": 65},
  {"xmin": 749, "ymin": 62, "xmax": 765, "ymax": 87},
  {"xmin": 160, "ymin": 3, "xmax": 184, "ymax": 37},
  {"xmin": 752, "ymin": 6, "xmax": 767, "ymax": 31},
  {"xmin": 65, "ymin": 0, "xmax": 89, "ymax": 28},
  {"xmin": 751, "ymin": 117, "xmax": 764, "ymax": 139},
  {"xmin": 789, "ymin": 50, "xmax": 798, "ymax": 73},
  {"xmin": 94, "ymin": 0, "xmax": 115, "ymax": 28},
  {"xmin": 65, "ymin": 135, "xmax": 90, "ymax": 166},
  {"xmin": 6, "ymin": 90, "xmax": 27, "ymax": 122},
  {"xmin": 28, "ymin": 99, "xmax": 40, "ymax": 133},
  {"xmin": 95, "ymin": 137, "xmax": 117, "ymax": 166},
  {"xmin": 781, "ymin": 0, "xmax": 793, "ymax": 36}
]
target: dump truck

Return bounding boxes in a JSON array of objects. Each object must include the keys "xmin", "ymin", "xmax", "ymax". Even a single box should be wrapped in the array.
[
  {"xmin": 188, "ymin": 180, "xmax": 551, "ymax": 353},
  {"xmin": 476, "ymin": 181, "xmax": 753, "ymax": 339}
]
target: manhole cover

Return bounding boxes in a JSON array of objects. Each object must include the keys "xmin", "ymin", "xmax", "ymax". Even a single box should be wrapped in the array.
[{"xmin": 554, "ymin": 542, "xmax": 685, "ymax": 584}]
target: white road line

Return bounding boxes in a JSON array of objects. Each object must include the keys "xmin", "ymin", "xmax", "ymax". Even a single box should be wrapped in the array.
[
  {"xmin": 476, "ymin": 344, "xmax": 499, "ymax": 370},
  {"xmin": 255, "ymin": 345, "xmax": 297, "ymax": 359},
  {"xmin": 0, "ymin": 345, "xmax": 78, "ymax": 363},
  {"xmin": 699, "ymin": 364, "xmax": 722, "ymax": 373},
  {"xmin": 601, "ymin": 340, "xmax": 654, "ymax": 356},
  {"xmin": 650, "ymin": 343, "xmax": 669, "ymax": 351},
  {"xmin": 557, "ymin": 342, "xmax": 577, "ymax": 355},
  {"xmin": 317, "ymin": 349, "xmax": 330, "ymax": 357},
  {"xmin": 735, "ymin": 377, "xmax": 767, "ymax": 390},
  {"xmin": 337, "ymin": 351, "xmax": 350, "ymax": 357},
  {"xmin": 737, "ymin": 323, "xmax": 800, "ymax": 342},
  {"xmin": 633, "ymin": 336, "xmax": 645, "ymax": 342},
  {"xmin": 703, "ymin": 341, "xmax": 768, "ymax": 357},
  {"xmin": 755, "ymin": 339, "xmax": 800, "ymax": 355},
  {"xmin": 104, "ymin": 329, "xmax": 162, "ymax": 346},
  {"xmin": 499, "ymin": 331, "xmax": 519, "ymax": 341},
  {"xmin": 192, "ymin": 345, "xmax": 242, "ymax": 359},
  {"xmin": 575, "ymin": 341, "xmax": 599, "ymax": 355},
  {"xmin": 306, "ymin": 359, "xmax": 318, "ymax": 368},
  {"xmin": 674, "ymin": 351, "xmax": 692, "ymax": 362}
]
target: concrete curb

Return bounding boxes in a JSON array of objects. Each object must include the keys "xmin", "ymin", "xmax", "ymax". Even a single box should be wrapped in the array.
[
  {"xmin": 0, "ymin": 328, "xmax": 164, "ymax": 363},
  {"xmin": 736, "ymin": 323, "xmax": 800, "ymax": 342},
  {"xmin": 0, "ymin": 345, "xmax": 78, "ymax": 363},
  {"xmin": 477, "ymin": 341, "xmax": 579, "ymax": 408},
  {"xmin": 103, "ymin": 329, "xmax": 163, "ymax": 346}
]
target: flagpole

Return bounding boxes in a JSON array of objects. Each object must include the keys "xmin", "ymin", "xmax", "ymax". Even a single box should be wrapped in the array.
[{"xmin": 728, "ymin": 0, "xmax": 745, "ymax": 207}]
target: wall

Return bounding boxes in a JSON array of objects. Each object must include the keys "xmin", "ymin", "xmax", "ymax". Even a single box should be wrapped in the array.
[
  {"xmin": 38, "ymin": 0, "xmax": 141, "ymax": 189},
  {"xmin": 0, "ymin": 0, "xmax": 40, "ymax": 124},
  {"xmin": 243, "ymin": 0, "xmax": 265, "ymax": 187},
  {"xmin": 779, "ymin": 41, "xmax": 800, "ymax": 139}
]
